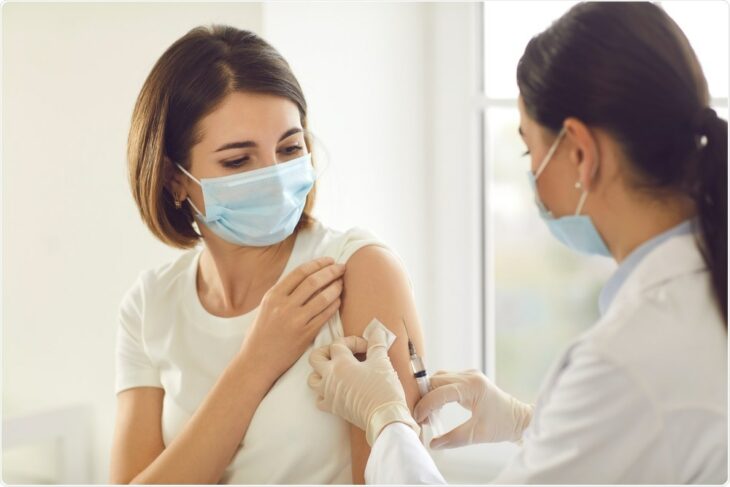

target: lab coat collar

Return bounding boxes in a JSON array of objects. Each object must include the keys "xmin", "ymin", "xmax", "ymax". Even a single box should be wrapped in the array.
[
  {"xmin": 602, "ymin": 229, "xmax": 707, "ymax": 317},
  {"xmin": 598, "ymin": 220, "xmax": 698, "ymax": 315}
]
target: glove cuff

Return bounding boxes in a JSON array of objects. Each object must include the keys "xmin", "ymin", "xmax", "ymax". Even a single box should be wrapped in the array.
[
  {"xmin": 510, "ymin": 400, "xmax": 535, "ymax": 443},
  {"xmin": 366, "ymin": 401, "xmax": 420, "ymax": 447}
]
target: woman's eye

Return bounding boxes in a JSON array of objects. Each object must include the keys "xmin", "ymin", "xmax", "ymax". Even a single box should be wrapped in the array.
[
  {"xmin": 223, "ymin": 157, "xmax": 249, "ymax": 168},
  {"xmin": 522, "ymin": 150, "xmax": 531, "ymax": 157},
  {"xmin": 280, "ymin": 144, "xmax": 304, "ymax": 155}
]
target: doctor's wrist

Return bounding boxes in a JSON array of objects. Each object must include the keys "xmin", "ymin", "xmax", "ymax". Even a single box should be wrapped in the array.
[
  {"xmin": 366, "ymin": 401, "xmax": 420, "ymax": 447},
  {"xmin": 510, "ymin": 400, "xmax": 535, "ymax": 443}
]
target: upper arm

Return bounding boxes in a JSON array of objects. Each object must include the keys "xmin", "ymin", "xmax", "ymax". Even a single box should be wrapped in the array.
[
  {"xmin": 109, "ymin": 387, "xmax": 165, "ymax": 483},
  {"xmin": 116, "ymin": 277, "xmax": 163, "ymax": 393},
  {"xmin": 339, "ymin": 245, "xmax": 426, "ymax": 483},
  {"xmin": 112, "ymin": 277, "xmax": 166, "ymax": 483}
]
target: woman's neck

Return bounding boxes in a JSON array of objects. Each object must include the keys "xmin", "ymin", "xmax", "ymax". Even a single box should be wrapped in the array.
[
  {"xmin": 597, "ymin": 187, "xmax": 695, "ymax": 263},
  {"xmin": 197, "ymin": 232, "xmax": 297, "ymax": 314}
]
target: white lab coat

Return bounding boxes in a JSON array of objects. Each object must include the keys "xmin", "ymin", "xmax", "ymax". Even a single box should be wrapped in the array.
[{"xmin": 365, "ymin": 233, "xmax": 727, "ymax": 484}]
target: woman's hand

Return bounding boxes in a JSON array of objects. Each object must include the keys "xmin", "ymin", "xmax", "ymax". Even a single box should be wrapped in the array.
[{"xmin": 238, "ymin": 257, "xmax": 345, "ymax": 384}]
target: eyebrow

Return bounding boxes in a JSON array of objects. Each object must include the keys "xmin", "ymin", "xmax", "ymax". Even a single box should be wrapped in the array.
[{"xmin": 213, "ymin": 127, "xmax": 303, "ymax": 152}]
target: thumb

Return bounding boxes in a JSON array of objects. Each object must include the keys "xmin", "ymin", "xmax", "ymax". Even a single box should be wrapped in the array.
[
  {"xmin": 334, "ymin": 336, "xmax": 369, "ymax": 356},
  {"xmin": 428, "ymin": 372, "xmax": 460, "ymax": 389},
  {"xmin": 363, "ymin": 324, "xmax": 391, "ymax": 362},
  {"xmin": 330, "ymin": 339, "xmax": 363, "ymax": 361},
  {"xmin": 308, "ymin": 344, "xmax": 332, "ymax": 375},
  {"xmin": 414, "ymin": 383, "xmax": 462, "ymax": 423},
  {"xmin": 429, "ymin": 418, "xmax": 475, "ymax": 450}
]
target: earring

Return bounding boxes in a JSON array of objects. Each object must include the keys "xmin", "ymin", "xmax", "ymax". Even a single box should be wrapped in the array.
[
  {"xmin": 174, "ymin": 194, "xmax": 182, "ymax": 209},
  {"xmin": 575, "ymin": 181, "xmax": 583, "ymax": 190}
]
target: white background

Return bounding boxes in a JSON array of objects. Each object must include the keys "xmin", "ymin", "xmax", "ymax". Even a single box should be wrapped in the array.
[{"xmin": 3, "ymin": 1, "xmax": 727, "ymax": 484}]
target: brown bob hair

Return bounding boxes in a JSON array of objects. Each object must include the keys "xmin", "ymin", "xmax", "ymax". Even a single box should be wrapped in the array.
[{"xmin": 127, "ymin": 25, "xmax": 317, "ymax": 249}]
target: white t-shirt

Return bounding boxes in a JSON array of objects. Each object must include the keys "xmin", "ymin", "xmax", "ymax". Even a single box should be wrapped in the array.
[{"xmin": 115, "ymin": 221, "xmax": 385, "ymax": 484}]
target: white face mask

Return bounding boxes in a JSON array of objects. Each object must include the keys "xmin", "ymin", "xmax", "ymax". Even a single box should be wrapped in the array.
[
  {"xmin": 526, "ymin": 127, "xmax": 611, "ymax": 257},
  {"xmin": 177, "ymin": 153, "xmax": 315, "ymax": 247}
]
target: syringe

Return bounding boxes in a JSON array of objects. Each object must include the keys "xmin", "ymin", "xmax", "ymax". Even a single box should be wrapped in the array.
[{"xmin": 403, "ymin": 320, "xmax": 444, "ymax": 440}]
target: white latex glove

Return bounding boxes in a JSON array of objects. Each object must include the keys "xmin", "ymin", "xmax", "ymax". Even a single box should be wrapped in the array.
[
  {"xmin": 413, "ymin": 369, "xmax": 534, "ymax": 449},
  {"xmin": 308, "ymin": 319, "xmax": 420, "ymax": 446}
]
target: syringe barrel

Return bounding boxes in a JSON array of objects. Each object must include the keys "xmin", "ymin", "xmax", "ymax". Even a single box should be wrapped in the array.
[
  {"xmin": 410, "ymin": 356, "xmax": 426, "ymax": 375},
  {"xmin": 415, "ymin": 376, "xmax": 430, "ymax": 397}
]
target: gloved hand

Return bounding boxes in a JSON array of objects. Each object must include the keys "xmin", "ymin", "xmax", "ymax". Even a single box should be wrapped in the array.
[
  {"xmin": 308, "ymin": 319, "xmax": 420, "ymax": 446},
  {"xmin": 413, "ymin": 369, "xmax": 534, "ymax": 449}
]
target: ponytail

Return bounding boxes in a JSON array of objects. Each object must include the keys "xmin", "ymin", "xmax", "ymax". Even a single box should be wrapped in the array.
[
  {"xmin": 516, "ymin": 3, "xmax": 728, "ymax": 326},
  {"xmin": 690, "ymin": 108, "xmax": 728, "ymax": 324}
]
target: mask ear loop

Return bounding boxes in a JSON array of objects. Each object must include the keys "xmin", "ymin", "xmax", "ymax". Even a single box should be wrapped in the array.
[
  {"xmin": 534, "ymin": 126, "xmax": 567, "ymax": 180},
  {"xmin": 175, "ymin": 163, "xmax": 201, "ymax": 185},
  {"xmin": 175, "ymin": 163, "xmax": 206, "ymax": 218},
  {"xmin": 302, "ymin": 129, "xmax": 332, "ymax": 180},
  {"xmin": 575, "ymin": 189, "xmax": 589, "ymax": 216}
]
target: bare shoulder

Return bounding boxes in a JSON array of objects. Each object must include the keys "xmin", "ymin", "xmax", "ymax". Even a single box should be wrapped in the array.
[
  {"xmin": 340, "ymin": 244, "xmax": 425, "ymax": 406},
  {"xmin": 340, "ymin": 245, "xmax": 415, "ymax": 335}
]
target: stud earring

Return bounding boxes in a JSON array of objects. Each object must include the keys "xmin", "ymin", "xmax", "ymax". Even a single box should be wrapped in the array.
[{"xmin": 575, "ymin": 181, "xmax": 583, "ymax": 190}]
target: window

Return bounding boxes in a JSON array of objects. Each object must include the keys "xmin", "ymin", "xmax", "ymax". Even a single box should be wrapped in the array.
[{"xmin": 480, "ymin": 1, "xmax": 729, "ymax": 402}]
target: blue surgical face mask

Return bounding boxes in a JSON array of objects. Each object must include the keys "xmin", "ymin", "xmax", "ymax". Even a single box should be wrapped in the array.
[
  {"xmin": 526, "ymin": 127, "xmax": 611, "ymax": 257},
  {"xmin": 176, "ymin": 153, "xmax": 315, "ymax": 247}
]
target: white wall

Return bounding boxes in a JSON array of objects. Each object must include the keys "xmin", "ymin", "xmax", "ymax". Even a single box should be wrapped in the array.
[
  {"xmin": 2, "ymin": 3, "xmax": 264, "ymax": 482},
  {"xmin": 3, "ymin": 2, "xmax": 491, "ymax": 484},
  {"xmin": 262, "ymin": 1, "xmax": 434, "ymax": 346}
]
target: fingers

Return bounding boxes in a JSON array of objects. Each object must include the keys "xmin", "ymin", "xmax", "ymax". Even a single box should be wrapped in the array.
[
  {"xmin": 429, "ymin": 419, "xmax": 475, "ymax": 450},
  {"xmin": 315, "ymin": 396, "xmax": 330, "ymax": 413},
  {"xmin": 334, "ymin": 336, "xmax": 368, "ymax": 356},
  {"xmin": 330, "ymin": 336, "xmax": 368, "ymax": 361},
  {"xmin": 276, "ymin": 257, "xmax": 341, "ymax": 296},
  {"xmin": 305, "ymin": 297, "xmax": 342, "ymax": 335},
  {"xmin": 301, "ymin": 278, "xmax": 343, "ymax": 322},
  {"xmin": 428, "ymin": 372, "xmax": 458, "ymax": 388},
  {"xmin": 307, "ymin": 343, "xmax": 332, "ymax": 375},
  {"xmin": 413, "ymin": 383, "xmax": 462, "ymax": 423},
  {"xmin": 291, "ymin": 263, "xmax": 346, "ymax": 306},
  {"xmin": 363, "ymin": 324, "xmax": 391, "ymax": 362},
  {"xmin": 307, "ymin": 371, "xmax": 322, "ymax": 391}
]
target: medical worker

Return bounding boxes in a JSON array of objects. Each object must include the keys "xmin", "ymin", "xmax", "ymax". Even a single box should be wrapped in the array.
[{"xmin": 308, "ymin": 2, "xmax": 727, "ymax": 483}]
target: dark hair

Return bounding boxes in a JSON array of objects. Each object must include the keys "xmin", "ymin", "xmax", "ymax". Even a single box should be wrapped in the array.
[
  {"xmin": 517, "ymin": 2, "xmax": 727, "ymax": 323},
  {"xmin": 128, "ymin": 25, "xmax": 317, "ymax": 248}
]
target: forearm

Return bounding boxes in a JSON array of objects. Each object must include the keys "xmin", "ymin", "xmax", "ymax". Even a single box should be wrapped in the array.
[
  {"xmin": 350, "ymin": 425, "xmax": 370, "ymax": 484},
  {"xmin": 130, "ymin": 352, "xmax": 272, "ymax": 484}
]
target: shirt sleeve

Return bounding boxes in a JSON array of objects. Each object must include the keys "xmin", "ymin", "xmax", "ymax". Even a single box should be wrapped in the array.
[
  {"xmin": 334, "ymin": 227, "xmax": 387, "ymax": 264},
  {"xmin": 114, "ymin": 274, "xmax": 162, "ymax": 394},
  {"xmin": 493, "ymin": 345, "xmax": 663, "ymax": 484},
  {"xmin": 365, "ymin": 423, "xmax": 447, "ymax": 485}
]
